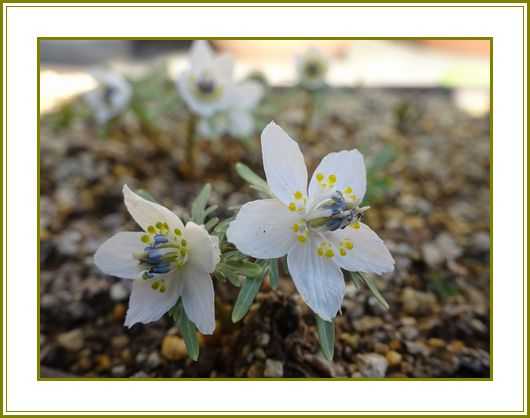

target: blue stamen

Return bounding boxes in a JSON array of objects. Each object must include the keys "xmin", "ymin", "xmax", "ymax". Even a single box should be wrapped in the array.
[
  {"xmin": 150, "ymin": 262, "xmax": 171, "ymax": 274},
  {"xmin": 154, "ymin": 234, "xmax": 168, "ymax": 245}
]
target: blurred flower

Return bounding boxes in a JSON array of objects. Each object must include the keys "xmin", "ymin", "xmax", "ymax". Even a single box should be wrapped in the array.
[
  {"xmin": 94, "ymin": 185, "xmax": 220, "ymax": 334},
  {"xmin": 227, "ymin": 122, "xmax": 394, "ymax": 321},
  {"xmin": 84, "ymin": 70, "xmax": 132, "ymax": 125},
  {"xmin": 197, "ymin": 80, "xmax": 264, "ymax": 138},
  {"xmin": 177, "ymin": 40, "xmax": 235, "ymax": 118},
  {"xmin": 296, "ymin": 47, "xmax": 329, "ymax": 90}
]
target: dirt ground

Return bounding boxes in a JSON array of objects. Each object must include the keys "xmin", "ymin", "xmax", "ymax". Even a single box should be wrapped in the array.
[{"xmin": 39, "ymin": 87, "xmax": 490, "ymax": 378}]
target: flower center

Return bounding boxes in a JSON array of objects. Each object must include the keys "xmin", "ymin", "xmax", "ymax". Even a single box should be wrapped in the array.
[
  {"xmin": 190, "ymin": 73, "xmax": 223, "ymax": 102},
  {"xmin": 102, "ymin": 85, "xmax": 117, "ymax": 106},
  {"xmin": 304, "ymin": 61, "xmax": 323, "ymax": 79},
  {"xmin": 134, "ymin": 222, "xmax": 189, "ymax": 293},
  {"xmin": 307, "ymin": 191, "xmax": 369, "ymax": 232}
]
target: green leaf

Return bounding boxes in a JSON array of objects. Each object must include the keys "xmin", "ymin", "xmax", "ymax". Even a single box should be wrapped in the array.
[
  {"xmin": 235, "ymin": 163, "xmax": 272, "ymax": 196},
  {"xmin": 204, "ymin": 217, "xmax": 220, "ymax": 231},
  {"xmin": 232, "ymin": 272, "xmax": 265, "ymax": 323},
  {"xmin": 223, "ymin": 258, "xmax": 264, "ymax": 277},
  {"xmin": 349, "ymin": 271, "xmax": 363, "ymax": 291},
  {"xmin": 170, "ymin": 301, "xmax": 200, "ymax": 361},
  {"xmin": 268, "ymin": 259, "xmax": 279, "ymax": 289},
  {"xmin": 191, "ymin": 183, "xmax": 211, "ymax": 224},
  {"xmin": 316, "ymin": 315, "xmax": 335, "ymax": 361},
  {"xmin": 361, "ymin": 274, "xmax": 390, "ymax": 311}
]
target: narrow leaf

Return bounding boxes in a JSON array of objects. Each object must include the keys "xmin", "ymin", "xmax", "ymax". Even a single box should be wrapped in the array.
[
  {"xmin": 316, "ymin": 315, "xmax": 335, "ymax": 361},
  {"xmin": 268, "ymin": 259, "xmax": 279, "ymax": 289},
  {"xmin": 349, "ymin": 271, "xmax": 364, "ymax": 291},
  {"xmin": 224, "ymin": 259, "xmax": 264, "ymax": 277},
  {"xmin": 191, "ymin": 183, "xmax": 211, "ymax": 224},
  {"xmin": 175, "ymin": 302, "xmax": 200, "ymax": 361},
  {"xmin": 232, "ymin": 273, "xmax": 265, "ymax": 323},
  {"xmin": 235, "ymin": 162, "xmax": 272, "ymax": 196},
  {"xmin": 362, "ymin": 274, "xmax": 390, "ymax": 311},
  {"xmin": 204, "ymin": 217, "xmax": 220, "ymax": 231}
]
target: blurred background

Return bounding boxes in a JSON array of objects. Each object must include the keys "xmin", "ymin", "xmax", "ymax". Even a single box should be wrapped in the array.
[{"xmin": 39, "ymin": 40, "xmax": 491, "ymax": 378}]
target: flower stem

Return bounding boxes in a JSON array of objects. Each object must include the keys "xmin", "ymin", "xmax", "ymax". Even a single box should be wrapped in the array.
[
  {"xmin": 302, "ymin": 89, "xmax": 316, "ymax": 142},
  {"xmin": 186, "ymin": 114, "xmax": 198, "ymax": 177}
]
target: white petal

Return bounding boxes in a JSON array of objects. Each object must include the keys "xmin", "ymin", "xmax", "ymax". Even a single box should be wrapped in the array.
[
  {"xmin": 231, "ymin": 81, "xmax": 264, "ymax": 110},
  {"xmin": 181, "ymin": 265, "xmax": 215, "ymax": 334},
  {"xmin": 123, "ymin": 185, "xmax": 184, "ymax": 233},
  {"xmin": 184, "ymin": 221, "xmax": 221, "ymax": 274},
  {"xmin": 228, "ymin": 109, "xmax": 254, "ymax": 137},
  {"xmin": 176, "ymin": 72, "xmax": 230, "ymax": 118},
  {"xmin": 226, "ymin": 199, "xmax": 300, "ymax": 259},
  {"xmin": 325, "ymin": 223, "xmax": 395, "ymax": 275},
  {"xmin": 261, "ymin": 122, "xmax": 308, "ymax": 206},
  {"xmin": 124, "ymin": 274, "xmax": 180, "ymax": 327},
  {"xmin": 190, "ymin": 40, "xmax": 214, "ymax": 73},
  {"xmin": 213, "ymin": 53, "xmax": 235, "ymax": 82},
  {"xmin": 307, "ymin": 149, "xmax": 367, "ymax": 211},
  {"xmin": 287, "ymin": 234, "xmax": 345, "ymax": 320},
  {"xmin": 94, "ymin": 232, "xmax": 145, "ymax": 279}
]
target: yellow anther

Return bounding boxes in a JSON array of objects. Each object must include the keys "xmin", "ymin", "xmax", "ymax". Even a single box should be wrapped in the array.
[
  {"xmin": 180, "ymin": 248, "xmax": 187, "ymax": 257},
  {"xmin": 147, "ymin": 225, "xmax": 156, "ymax": 234},
  {"xmin": 181, "ymin": 239, "xmax": 187, "ymax": 247},
  {"xmin": 288, "ymin": 202, "xmax": 297, "ymax": 212},
  {"xmin": 339, "ymin": 248, "xmax": 347, "ymax": 256},
  {"xmin": 344, "ymin": 186, "xmax": 353, "ymax": 194},
  {"xmin": 316, "ymin": 173, "xmax": 324, "ymax": 182},
  {"xmin": 292, "ymin": 223, "xmax": 299, "ymax": 232},
  {"xmin": 345, "ymin": 241, "xmax": 353, "ymax": 250},
  {"xmin": 297, "ymin": 235, "xmax": 307, "ymax": 243},
  {"xmin": 328, "ymin": 174, "xmax": 337, "ymax": 184},
  {"xmin": 325, "ymin": 249, "xmax": 335, "ymax": 258},
  {"xmin": 352, "ymin": 221, "xmax": 360, "ymax": 230},
  {"xmin": 141, "ymin": 234, "xmax": 151, "ymax": 244},
  {"xmin": 151, "ymin": 281, "xmax": 160, "ymax": 290},
  {"xmin": 174, "ymin": 228, "xmax": 182, "ymax": 236},
  {"xmin": 156, "ymin": 222, "xmax": 163, "ymax": 229},
  {"xmin": 317, "ymin": 247, "xmax": 324, "ymax": 256},
  {"xmin": 159, "ymin": 285, "xmax": 166, "ymax": 293},
  {"xmin": 294, "ymin": 191, "xmax": 303, "ymax": 200}
]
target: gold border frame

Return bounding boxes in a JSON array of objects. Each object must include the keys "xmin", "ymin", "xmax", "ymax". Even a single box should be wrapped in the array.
[{"xmin": 1, "ymin": 1, "xmax": 526, "ymax": 415}]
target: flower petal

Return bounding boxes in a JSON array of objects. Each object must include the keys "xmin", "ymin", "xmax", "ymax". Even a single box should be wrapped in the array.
[
  {"xmin": 307, "ymin": 149, "xmax": 366, "ymax": 211},
  {"xmin": 325, "ymin": 223, "xmax": 395, "ymax": 275},
  {"xmin": 261, "ymin": 121, "xmax": 308, "ymax": 206},
  {"xmin": 231, "ymin": 81, "xmax": 264, "ymax": 110},
  {"xmin": 123, "ymin": 184, "xmax": 184, "ymax": 233},
  {"xmin": 184, "ymin": 221, "xmax": 221, "ymax": 274},
  {"xmin": 190, "ymin": 40, "xmax": 214, "ymax": 73},
  {"xmin": 181, "ymin": 264, "xmax": 215, "ymax": 334},
  {"xmin": 287, "ymin": 234, "xmax": 345, "ymax": 320},
  {"xmin": 94, "ymin": 232, "xmax": 145, "ymax": 279},
  {"xmin": 227, "ymin": 199, "xmax": 301, "ymax": 259},
  {"xmin": 124, "ymin": 274, "xmax": 181, "ymax": 327},
  {"xmin": 212, "ymin": 53, "xmax": 235, "ymax": 82},
  {"xmin": 228, "ymin": 109, "xmax": 254, "ymax": 137}
]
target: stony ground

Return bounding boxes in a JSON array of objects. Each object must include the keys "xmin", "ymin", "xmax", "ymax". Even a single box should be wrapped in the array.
[{"xmin": 40, "ymin": 87, "xmax": 490, "ymax": 378}]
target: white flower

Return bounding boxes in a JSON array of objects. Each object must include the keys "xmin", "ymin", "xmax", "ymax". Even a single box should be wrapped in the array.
[
  {"xmin": 227, "ymin": 122, "xmax": 394, "ymax": 321},
  {"xmin": 197, "ymin": 80, "xmax": 264, "ymax": 138},
  {"xmin": 94, "ymin": 185, "xmax": 220, "ymax": 333},
  {"xmin": 84, "ymin": 70, "xmax": 132, "ymax": 125},
  {"xmin": 296, "ymin": 47, "xmax": 329, "ymax": 90},
  {"xmin": 177, "ymin": 40, "xmax": 235, "ymax": 118}
]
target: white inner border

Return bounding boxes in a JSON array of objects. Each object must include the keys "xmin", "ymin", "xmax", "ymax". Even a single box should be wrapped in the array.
[{"xmin": 3, "ymin": 2, "xmax": 527, "ymax": 415}]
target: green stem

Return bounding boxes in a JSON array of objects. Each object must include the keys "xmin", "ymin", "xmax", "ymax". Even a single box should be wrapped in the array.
[
  {"xmin": 302, "ymin": 89, "xmax": 315, "ymax": 142},
  {"xmin": 186, "ymin": 114, "xmax": 198, "ymax": 176}
]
